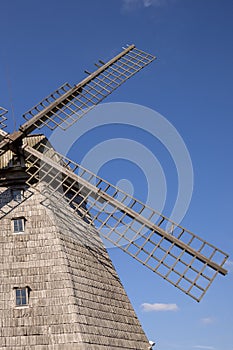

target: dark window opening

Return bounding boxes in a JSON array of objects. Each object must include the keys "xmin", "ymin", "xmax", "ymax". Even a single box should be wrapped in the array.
[
  {"xmin": 12, "ymin": 189, "xmax": 24, "ymax": 202},
  {"xmin": 15, "ymin": 287, "xmax": 29, "ymax": 306},
  {"xmin": 12, "ymin": 218, "xmax": 25, "ymax": 233}
]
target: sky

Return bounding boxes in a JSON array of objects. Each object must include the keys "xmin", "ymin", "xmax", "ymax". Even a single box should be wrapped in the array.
[{"xmin": 0, "ymin": 1, "xmax": 233, "ymax": 349}]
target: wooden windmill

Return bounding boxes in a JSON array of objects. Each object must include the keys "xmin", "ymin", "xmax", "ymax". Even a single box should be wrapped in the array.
[{"xmin": 0, "ymin": 45, "xmax": 228, "ymax": 349}]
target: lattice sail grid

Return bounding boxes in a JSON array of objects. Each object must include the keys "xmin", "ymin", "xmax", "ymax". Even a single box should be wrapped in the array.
[
  {"xmin": 24, "ymin": 143, "xmax": 229, "ymax": 302},
  {"xmin": 22, "ymin": 45, "xmax": 155, "ymax": 132},
  {"xmin": 0, "ymin": 107, "xmax": 8, "ymax": 130}
]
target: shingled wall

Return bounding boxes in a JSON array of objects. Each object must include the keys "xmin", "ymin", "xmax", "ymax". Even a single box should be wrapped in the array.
[{"xmin": 0, "ymin": 136, "xmax": 150, "ymax": 350}]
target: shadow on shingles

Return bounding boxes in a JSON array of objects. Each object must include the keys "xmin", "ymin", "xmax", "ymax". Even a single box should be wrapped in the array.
[
  {"xmin": 40, "ymin": 192, "xmax": 121, "ymax": 282},
  {"xmin": 0, "ymin": 188, "xmax": 34, "ymax": 219}
]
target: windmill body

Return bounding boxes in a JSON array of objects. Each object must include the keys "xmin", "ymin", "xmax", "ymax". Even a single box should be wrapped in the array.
[
  {"xmin": 0, "ymin": 45, "xmax": 229, "ymax": 349},
  {"xmin": 0, "ymin": 135, "xmax": 149, "ymax": 349}
]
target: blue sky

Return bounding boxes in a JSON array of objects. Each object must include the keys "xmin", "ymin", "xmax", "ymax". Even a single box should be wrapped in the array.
[{"xmin": 1, "ymin": 1, "xmax": 233, "ymax": 349}]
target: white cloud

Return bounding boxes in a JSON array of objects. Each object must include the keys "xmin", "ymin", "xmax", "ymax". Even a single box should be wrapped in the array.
[
  {"xmin": 192, "ymin": 346, "xmax": 215, "ymax": 350},
  {"xmin": 141, "ymin": 302, "xmax": 179, "ymax": 312},
  {"xmin": 122, "ymin": 0, "xmax": 168, "ymax": 11},
  {"xmin": 200, "ymin": 317, "xmax": 215, "ymax": 325}
]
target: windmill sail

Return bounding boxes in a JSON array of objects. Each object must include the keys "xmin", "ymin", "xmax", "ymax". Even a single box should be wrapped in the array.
[
  {"xmin": 0, "ymin": 107, "xmax": 8, "ymax": 131},
  {"xmin": 0, "ymin": 45, "xmax": 155, "ymax": 155},
  {"xmin": 24, "ymin": 141, "xmax": 228, "ymax": 302}
]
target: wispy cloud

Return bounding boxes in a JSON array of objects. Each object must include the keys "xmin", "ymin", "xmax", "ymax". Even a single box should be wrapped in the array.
[
  {"xmin": 143, "ymin": 0, "xmax": 166, "ymax": 7},
  {"xmin": 200, "ymin": 317, "xmax": 215, "ymax": 325},
  {"xmin": 192, "ymin": 346, "xmax": 215, "ymax": 350},
  {"xmin": 141, "ymin": 302, "xmax": 179, "ymax": 312},
  {"xmin": 122, "ymin": 0, "xmax": 169, "ymax": 11}
]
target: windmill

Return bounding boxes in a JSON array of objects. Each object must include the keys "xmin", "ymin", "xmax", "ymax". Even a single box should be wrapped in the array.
[{"xmin": 0, "ymin": 45, "xmax": 228, "ymax": 349}]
